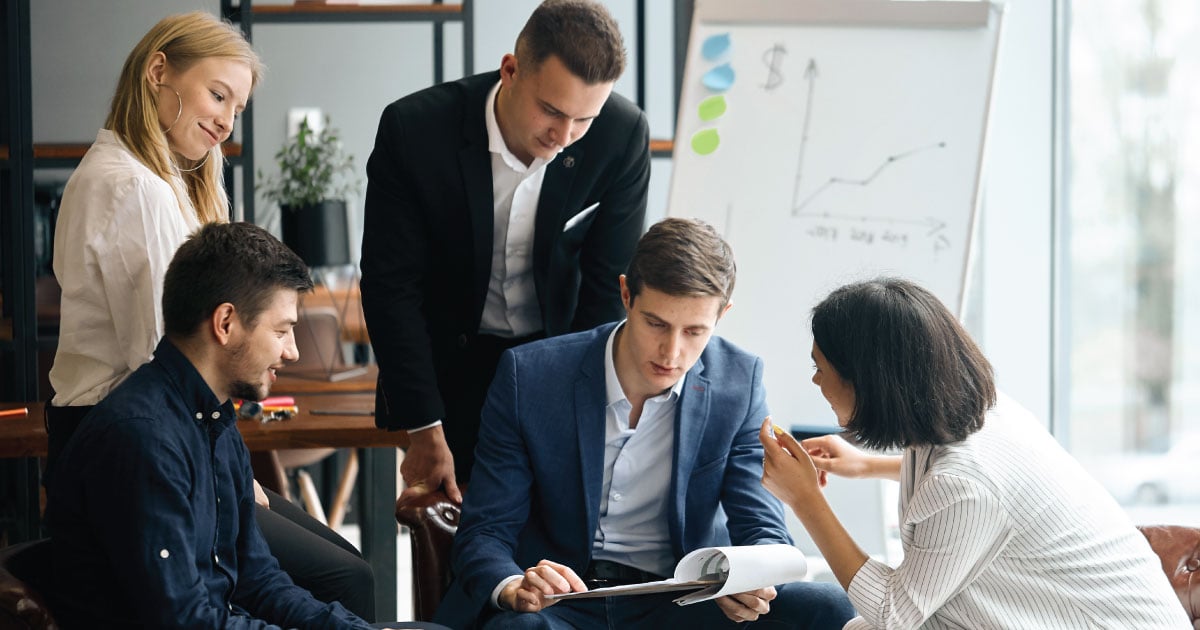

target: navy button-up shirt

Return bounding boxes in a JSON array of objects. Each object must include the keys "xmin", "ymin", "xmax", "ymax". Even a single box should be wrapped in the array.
[{"xmin": 46, "ymin": 338, "xmax": 370, "ymax": 629}]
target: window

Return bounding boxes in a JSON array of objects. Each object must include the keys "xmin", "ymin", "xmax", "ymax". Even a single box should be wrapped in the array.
[{"xmin": 1064, "ymin": 0, "xmax": 1200, "ymax": 521}]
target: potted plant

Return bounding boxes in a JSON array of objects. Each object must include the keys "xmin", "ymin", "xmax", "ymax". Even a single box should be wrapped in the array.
[{"xmin": 258, "ymin": 116, "xmax": 360, "ymax": 267}]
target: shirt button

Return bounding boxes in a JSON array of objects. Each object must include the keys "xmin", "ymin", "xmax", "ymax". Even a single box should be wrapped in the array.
[
  {"xmin": 214, "ymin": 554, "xmax": 220, "ymax": 565},
  {"xmin": 211, "ymin": 411, "xmax": 220, "ymax": 419},
  {"xmin": 195, "ymin": 412, "xmax": 203, "ymax": 420},
  {"xmin": 612, "ymin": 492, "xmax": 623, "ymax": 502},
  {"xmin": 160, "ymin": 549, "xmax": 170, "ymax": 559}
]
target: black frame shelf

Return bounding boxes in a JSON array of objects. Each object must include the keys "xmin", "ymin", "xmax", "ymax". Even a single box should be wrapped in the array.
[{"xmin": 219, "ymin": 0, "xmax": 474, "ymax": 223}]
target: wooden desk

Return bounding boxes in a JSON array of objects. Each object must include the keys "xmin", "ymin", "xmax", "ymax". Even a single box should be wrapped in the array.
[
  {"xmin": 0, "ymin": 403, "xmax": 45, "ymax": 459},
  {"xmin": 240, "ymin": 392, "xmax": 406, "ymax": 450},
  {"xmin": 0, "ymin": 395, "xmax": 404, "ymax": 457}
]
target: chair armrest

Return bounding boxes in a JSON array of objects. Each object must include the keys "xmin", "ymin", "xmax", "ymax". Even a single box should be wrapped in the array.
[
  {"xmin": 1137, "ymin": 524, "xmax": 1200, "ymax": 625},
  {"xmin": 396, "ymin": 490, "xmax": 461, "ymax": 622}
]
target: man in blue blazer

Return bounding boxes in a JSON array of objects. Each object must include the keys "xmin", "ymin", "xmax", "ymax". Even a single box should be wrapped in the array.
[
  {"xmin": 361, "ymin": 0, "xmax": 649, "ymax": 503},
  {"xmin": 437, "ymin": 219, "xmax": 856, "ymax": 629}
]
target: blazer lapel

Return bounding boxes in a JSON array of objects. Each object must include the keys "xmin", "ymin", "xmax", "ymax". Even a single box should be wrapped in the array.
[
  {"xmin": 670, "ymin": 355, "xmax": 711, "ymax": 552},
  {"xmin": 574, "ymin": 329, "xmax": 608, "ymax": 539},
  {"xmin": 460, "ymin": 78, "xmax": 496, "ymax": 319}
]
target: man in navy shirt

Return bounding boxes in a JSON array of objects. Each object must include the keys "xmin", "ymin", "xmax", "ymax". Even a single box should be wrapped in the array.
[{"xmin": 45, "ymin": 222, "xmax": 441, "ymax": 629}]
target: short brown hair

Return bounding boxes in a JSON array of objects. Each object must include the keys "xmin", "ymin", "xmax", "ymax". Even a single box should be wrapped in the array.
[
  {"xmin": 811, "ymin": 278, "xmax": 996, "ymax": 450},
  {"xmin": 515, "ymin": 0, "xmax": 626, "ymax": 84},
  {"xmin": 625, "ymin": 218, "xmax": 736, "ymax": 310},
  {"xmin": 163, "ymin": 222, "xmax": 313, "ymax": 339}
]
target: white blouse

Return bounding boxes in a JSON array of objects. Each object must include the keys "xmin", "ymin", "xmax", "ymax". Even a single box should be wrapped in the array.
[
  {"xmin": 844, "ymin": 394, "xmax": 1188, "ymax": 629},
  {"xmin": 50, "ymin": 129, "xmax": 200, "ymax": 406}
]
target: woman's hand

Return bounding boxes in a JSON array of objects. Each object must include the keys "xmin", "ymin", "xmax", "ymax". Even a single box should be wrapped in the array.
[
  {"xmin": 759, "ymin": 418, "xmax": 824, "ymax": 507},
  {"xmin": 800, "ymin": 434, "xmax": 871, "ymax": 478},
  {"xmin": 802, "ymin": 434, "xmax": 902, "ymax": 481}
]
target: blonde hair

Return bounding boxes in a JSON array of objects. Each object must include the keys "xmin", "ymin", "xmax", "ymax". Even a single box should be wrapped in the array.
[{"xmin": 105, "ymin": 12, "xmax": 263, "ymax": 224}]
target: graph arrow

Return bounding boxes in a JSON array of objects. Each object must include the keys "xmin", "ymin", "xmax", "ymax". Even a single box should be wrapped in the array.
[{"xmin": 790, "ymin": 59, "xmax": 819, "ymax": 212}]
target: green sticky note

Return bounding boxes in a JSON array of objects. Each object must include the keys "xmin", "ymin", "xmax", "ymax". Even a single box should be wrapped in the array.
[
  {"xmin": 698, "ymin": 95, "xmax": 727, "ymax": 122},
  {"xmin": 691, "ymin": 128, "xmax": 720, "ymax": 155}
]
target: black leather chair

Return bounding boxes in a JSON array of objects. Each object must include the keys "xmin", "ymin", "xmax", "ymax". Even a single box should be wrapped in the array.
[{"xmin": 0, "ymin": 538, "xmax": 58, "ymax": 629}]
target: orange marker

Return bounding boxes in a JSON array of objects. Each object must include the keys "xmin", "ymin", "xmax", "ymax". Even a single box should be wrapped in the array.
[{"xmin": 0, "ymin": 407, "xmax": 29, "ymax": 419}]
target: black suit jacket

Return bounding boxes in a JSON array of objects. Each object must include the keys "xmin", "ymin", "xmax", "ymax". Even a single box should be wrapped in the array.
[{"xmin": 360, "ymin": 71, "xmax": 651, "ymax": 430}]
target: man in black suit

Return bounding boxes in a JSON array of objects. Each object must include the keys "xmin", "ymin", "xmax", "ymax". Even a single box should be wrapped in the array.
[{"xmin": 361, "ymin": 0, "xmax": 650, "ymax": 504}]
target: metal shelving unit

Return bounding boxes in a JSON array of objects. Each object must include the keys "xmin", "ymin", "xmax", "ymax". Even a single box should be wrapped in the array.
[{"xmin": 220, "ymin": 0, "xmax": 474, "ymax": 222}]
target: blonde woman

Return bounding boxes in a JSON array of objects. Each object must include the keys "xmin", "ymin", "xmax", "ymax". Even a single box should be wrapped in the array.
[{"xmin": 46, "ymin": 12, "xmax": 376, "ymax": 620}]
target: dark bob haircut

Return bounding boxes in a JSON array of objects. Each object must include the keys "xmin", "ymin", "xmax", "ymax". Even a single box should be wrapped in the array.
[
  {"xmin": 811, "ymin": 277, "xmax": 995, "ymax": 450},
  {"xmin": 163, "ymin": 222, "xmax": 313, "ymax": 339}
]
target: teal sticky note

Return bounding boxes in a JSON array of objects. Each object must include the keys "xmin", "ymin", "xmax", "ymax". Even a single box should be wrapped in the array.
[
  {"xmin": 702, "ymin": 64, "xmax": 735, "ymax": 92},
  {"xmin": 691, "ymin": 128, "xmax": 720, "ymax": 155},
  {"xmin": 702, "ymin": 33, "xmax": 731, "ymax": 61}
]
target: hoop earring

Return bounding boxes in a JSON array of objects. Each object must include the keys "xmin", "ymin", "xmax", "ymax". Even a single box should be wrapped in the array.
[
  {"xmin": 156, "ymin": 82, "xmax": 209, "ymax": 173},
  {"xmin": 156, "ymin": 82, "xmax": 183, "ymax": 134}
]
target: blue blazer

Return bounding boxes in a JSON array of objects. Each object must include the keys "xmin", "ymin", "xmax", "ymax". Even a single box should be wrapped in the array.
[{"xmin": 435, "ymin": 322, "xmax": 792, "ymax": 627}]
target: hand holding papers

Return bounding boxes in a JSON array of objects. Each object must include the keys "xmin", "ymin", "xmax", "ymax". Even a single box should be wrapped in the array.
[{"xmin": 544, "ymin": 544, "xmax": 808, "ymax": 606}]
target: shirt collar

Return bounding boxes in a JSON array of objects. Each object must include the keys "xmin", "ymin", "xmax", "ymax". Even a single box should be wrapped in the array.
[
  {"xmin": 153, "ymin": 338, "xmax": 235, "ymax": 429},
  {"xmin": 604, "ymin": 321, "xmax": 685, "ymax": 408},
  {"xmin": 484, "ymin": 80, "xmax": 552, "ymax": 173}
]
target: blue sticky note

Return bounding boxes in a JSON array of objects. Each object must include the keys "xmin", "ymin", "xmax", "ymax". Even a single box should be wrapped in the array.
[
  {"xmin": 702, "ymin": 63, "xmax": 735, "ymax": 92},
  {"xmin": 702, "ymin": 33, "xmax": 731, "ymax": 61}
]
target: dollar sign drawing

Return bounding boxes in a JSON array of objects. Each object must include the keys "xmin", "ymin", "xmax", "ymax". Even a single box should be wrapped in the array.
[{"xmin": 762, "ymin": 44, "xmax": 786, "ymax": 91}]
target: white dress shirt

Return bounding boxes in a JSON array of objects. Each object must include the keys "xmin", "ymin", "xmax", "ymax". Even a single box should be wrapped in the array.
[
  {"xmin": 844, "ymin": 393, "xmax": 1189, "ymax": 629},
  {"xmin": 478, "ymin": 80, "xmax": 551, "ymax": 338},
  {"xmin": 50, "ymin": 129, "xmax": 200, "ymax": 406}
]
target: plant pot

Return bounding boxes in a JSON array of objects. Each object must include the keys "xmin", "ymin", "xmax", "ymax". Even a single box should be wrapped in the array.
[{"xmin": 281, "ymin": 199, "xmax": 351, "ymax": 267}]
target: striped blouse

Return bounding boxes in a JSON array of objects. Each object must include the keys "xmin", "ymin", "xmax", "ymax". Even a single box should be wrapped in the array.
[{"xmin": 844, "ymin": 394, "xmax": 1188, "ymax": 629}]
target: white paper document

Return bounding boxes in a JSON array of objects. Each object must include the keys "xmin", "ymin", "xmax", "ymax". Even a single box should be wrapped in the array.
[{"xmin": 543, "ymin": 544, "xmax": 808, "ymax": 606}]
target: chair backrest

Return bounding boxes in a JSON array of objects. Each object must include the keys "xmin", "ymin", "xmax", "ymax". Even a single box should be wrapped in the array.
[
  {"xmin": 1138, "ymin": 524, "xmax": 1200, "ymax": 627},
  {"xmin": 0, "ymin": 539, "xmax": 58, "ymax": 629},
  {"xmin": 395, "ymin": 491, "xmax": 460, "ymax": 622}
]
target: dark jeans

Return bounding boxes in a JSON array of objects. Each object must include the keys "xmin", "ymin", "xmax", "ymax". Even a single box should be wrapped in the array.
[
  {"xmin": 47, "ymin": 403, "xmax": 378, "ymax": 621},
  {"xmin": 257, "ymin": 488, "xmax": 377, "ymax": 620},
  {"xmin": 480, "ymin": 581, "xmax": 855, "ymax": 630}
]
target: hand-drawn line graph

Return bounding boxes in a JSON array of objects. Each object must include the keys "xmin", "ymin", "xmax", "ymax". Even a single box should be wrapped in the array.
[{"xmin": 791, "ymin": 141, "xmax": 947, "ymax": 217}]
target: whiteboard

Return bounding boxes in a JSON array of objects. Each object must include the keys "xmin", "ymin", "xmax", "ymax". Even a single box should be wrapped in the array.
[{"xmin": 668, "ymin": 0, "xmax": 1002, "ymax": 427}]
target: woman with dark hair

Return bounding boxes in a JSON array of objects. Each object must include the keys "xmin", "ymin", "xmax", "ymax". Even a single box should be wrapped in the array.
[{"xmin": 760, "ymin": 277, "xmax": 1185, "ymax": 629}]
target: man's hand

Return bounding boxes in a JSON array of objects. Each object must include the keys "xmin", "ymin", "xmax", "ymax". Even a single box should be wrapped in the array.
[
  {"xmin": 252, "ymin": 479, "xmax": 270, "ymax": 509},
  {"xmin": 400, "ymin": 425, "xmax": 462, "ymax": 503},
  {"xmin": 715, "ymin": 586, "xmax": 776, "ymax": 623},
  {"xmin": 499, "ymin": 560, "xmax": 588, "ymax": 613}
]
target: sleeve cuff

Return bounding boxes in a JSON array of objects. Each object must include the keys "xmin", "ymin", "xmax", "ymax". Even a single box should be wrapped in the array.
[
  {"xmin": 490, "ymin": 575, "xmax": 523, "ymax": 608},
  {"xmin": 407, "ymin": 419, "xmax": 443, "ymax": 434},
  {"xmin": 846, "ymin": 557, "xmax": 892, "ymax": 626}
]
